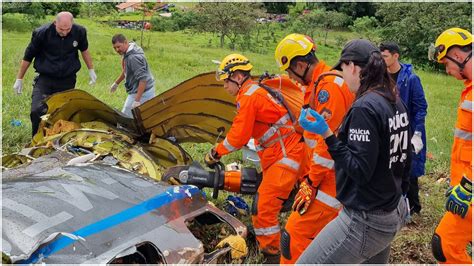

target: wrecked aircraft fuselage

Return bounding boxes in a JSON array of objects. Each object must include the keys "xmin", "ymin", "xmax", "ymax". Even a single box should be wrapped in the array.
[
  {"xmin": 2, "ymin": 72, "xmax": 250, "ymax": 263},
  {"xmin": 2, "ymin": 151, "xmax": 247, "ymax": 263}
]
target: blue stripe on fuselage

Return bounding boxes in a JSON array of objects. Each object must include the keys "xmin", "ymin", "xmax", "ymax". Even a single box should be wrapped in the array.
[{"xmin": 18, "ymin": 185, "xmax": 202, "ymax": 263}]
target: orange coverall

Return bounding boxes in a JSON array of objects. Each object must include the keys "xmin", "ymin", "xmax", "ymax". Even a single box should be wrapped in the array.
[
  {"xmin": 215, "ymin": 79, "xmax": 305, "ymax": 256},
  {"xmin": 281, "ymin": 61, "xmax": 354, "ymax": 264},
  {"xmin": 433, "ymin": 81, "xmax": 472, "ymax": 264}
]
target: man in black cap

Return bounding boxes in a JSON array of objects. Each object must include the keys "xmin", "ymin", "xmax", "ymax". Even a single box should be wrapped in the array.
[{"xmin": 13, "ymin": 11, "xmax": 97, "ymax": 136}]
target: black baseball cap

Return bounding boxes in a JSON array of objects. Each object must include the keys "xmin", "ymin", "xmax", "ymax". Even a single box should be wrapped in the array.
[{"xmin": 333, "ymin": 39, "xmax": 380, "ymax": 70}]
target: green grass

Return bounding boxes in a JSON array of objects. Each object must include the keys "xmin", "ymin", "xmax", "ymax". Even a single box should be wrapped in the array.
[{"xmin": 1, "ymin": 15, "xmax": 463, "ymax": 263}]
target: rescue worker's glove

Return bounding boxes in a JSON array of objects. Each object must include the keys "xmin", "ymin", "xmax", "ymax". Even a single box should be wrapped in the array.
[
  {"xmin": 13, "ymin": 79, "xmax": 23, "ymax": 94},
  {"xmin": 293, "ymin": 178, "xmax": 317, "ymax": 215},
  {"xmin": 411, "ymin": 131, "xmax": 423, "ymax": 154},
  {"xmin": 110, "ymin": 82, "xmax": 119, "ymax": 93},
  {"xmin": 131, "ymin": 100, "xmax": 141, "ymax": 109},
  {"xmin": 88, "ymin": 69, "xmax": 97, "ymax": 85},
  {"xmin": 205, "ymin": 148, "xmax": 221, "ymax": 168},
  {"xmin": 224, "ymin": 195, "xmax": 250, "ymax": 217},
  {"xmin": 445, "ymin": 176, "xmax": 472, "ymax": 218},
  {"xmin": 299, "ymin": 107, "xmax": 329, "ymax": 135}
]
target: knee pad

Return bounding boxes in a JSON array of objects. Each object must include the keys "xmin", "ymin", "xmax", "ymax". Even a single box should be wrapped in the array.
[
  {"xmin": 280, "ymin": 229, "xmax": 291, "ymax": 260},
  {"xmin": 251, "ymin": 192, "xmax": 259, "ymax": 215},
  {"xmin": 431, "ymin": 233, "xmax": 447, "ymax": 262}
]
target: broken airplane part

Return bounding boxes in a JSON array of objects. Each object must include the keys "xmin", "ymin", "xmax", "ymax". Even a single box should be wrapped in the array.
[{"xmin": 2, "ymin": 72, "xmax": 252, "ymax": 263}]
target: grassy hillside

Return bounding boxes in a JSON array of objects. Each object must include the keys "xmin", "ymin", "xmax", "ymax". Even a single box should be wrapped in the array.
[{"xmin": 1, "ymin": 15, "xmax": 464, "ymax": 263}]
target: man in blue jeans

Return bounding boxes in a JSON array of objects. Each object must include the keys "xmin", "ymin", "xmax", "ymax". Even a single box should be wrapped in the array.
[
  {"xmin": 110, "ymin": 34, "xmax": 155, "ymax": 118},
  {"xmin": 380, "ymin": 41, "xmax": 428, "ymax": 215}
]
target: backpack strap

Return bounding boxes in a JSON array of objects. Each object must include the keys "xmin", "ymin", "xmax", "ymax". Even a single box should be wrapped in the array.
[
  {"xmin": 258, "ymin": 81, "xmax": 296, "ymax": 123},
  {"xmin": 309, "ymin": 71, "xmax": 344, "ymax": 110}
]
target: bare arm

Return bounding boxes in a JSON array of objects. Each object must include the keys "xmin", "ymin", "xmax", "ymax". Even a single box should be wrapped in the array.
[
  {"xmin": 16, "ymin": 60, "xmax": 31, "ymax": 79},
  {"xmin": 135, "ymin": 80, "xmax": 146, "ymax": 101},
  {"xmin": 114, "ymin": 71, "xmax": 125, "ymax": 85},
  {"xmin": 80, "ymin": 49, "xmax": 94, "ymax": 69}
]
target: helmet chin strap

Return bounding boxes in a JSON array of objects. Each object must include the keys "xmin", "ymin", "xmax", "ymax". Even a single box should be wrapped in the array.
[
  {"xmin": 228, "ymin": 75, "xmax": 249, "ymax": 89},
  {"xmin": 446, "ymin": 51, "xmax": 472, "ymax": 79},
  {"xmin": 289, "ymin": 62, "xmax": 311, "ymax": 84}
]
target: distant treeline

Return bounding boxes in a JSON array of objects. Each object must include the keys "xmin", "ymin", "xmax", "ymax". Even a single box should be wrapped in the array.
[{"xmin": 3, "ymin": 2, "xmax": 471, "ymax": 66}]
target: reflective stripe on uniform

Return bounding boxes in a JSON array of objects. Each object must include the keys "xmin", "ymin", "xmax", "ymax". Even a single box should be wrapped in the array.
[
  {"xmin": 258, "ymin": 114, "xmax": 291, "ymax": 144},
  {"xmin": 223, "ymin": 137, "xmax": 238, "ymax": 152},
  {"xmin": 245, "ymin": 84, "xmax": 260, "ymax": 96},
  {"xmin": 254, "ymin": 224, "xmax": 280, "ymax": 236},
  {"xmin": 305, "ymin": 138, "xmax": 316, "ymax": 149},
  {"xmin": 312, "ymin": 154, "xmax": 334, "ymax": 169},
  {"xmin": 460, "ymin": 100, "xmax": 473, "ymax": 112},
  {"xmin": 333, "ymin": 76, "xmax": 344, "ymax": 87},
  {"xmin": 316, "ymin": 190, "xmax": 342, "ymax": 209},
  {"xmin": 278, "ymin": 157, "xmax": 300, "ymax": 171},
  {"xmin": 454, "ymin": 128, "xmax": 472, "ymax": 141}
]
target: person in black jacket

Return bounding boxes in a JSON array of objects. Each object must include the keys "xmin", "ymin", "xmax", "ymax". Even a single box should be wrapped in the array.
[
  {"xmin": 13, "ymin": 11, "xmax": 97, "ymax": 136},
  {"xmin": 296, "ymin": 39, "xmax": 412, "ymax": 264}
]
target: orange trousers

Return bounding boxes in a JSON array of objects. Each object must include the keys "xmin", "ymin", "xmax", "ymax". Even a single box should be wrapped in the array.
[
  {"xmin": 252, "ymin": 163, "xmax": 299, "ymax": 256},
  {"xmin": 433, "ymin": 208, "xmax": 472, "ymax": 264},
  {"xmin": 280, "ymin": 199, "xmax": 339, "ymax": 264}
]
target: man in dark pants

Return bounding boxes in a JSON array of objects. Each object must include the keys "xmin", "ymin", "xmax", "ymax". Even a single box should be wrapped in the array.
[
  {"xmin": 380, "ymin": 41, "xmax": 428, "ymax": 215},
  {"xmin": 13, "ymin": 11, "xmax": 97, "ymax": 136}
]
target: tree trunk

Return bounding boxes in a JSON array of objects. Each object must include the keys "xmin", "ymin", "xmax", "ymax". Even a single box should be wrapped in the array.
[
  {"xmin": 324, "ymin": 30, "xmax": 328, "ymax": 46},
  {"xmin": 220, "ymin": 34, "xmax": 225, "ymax": 48},
  {"xmin": 256, "ymin": 27, "xmax": 260, "ymax": 43}
]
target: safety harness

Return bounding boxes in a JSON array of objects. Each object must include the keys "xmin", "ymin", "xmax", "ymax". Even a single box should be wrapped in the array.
[{"xmin": 245, "ymin": 83, "xmax": 296, "ymax": 158}]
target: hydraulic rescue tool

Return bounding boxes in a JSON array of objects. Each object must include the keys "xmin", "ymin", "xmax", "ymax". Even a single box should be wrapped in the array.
[{"xmin": 163, "ymin": 161, "xmax": 262, "ymax": 199}]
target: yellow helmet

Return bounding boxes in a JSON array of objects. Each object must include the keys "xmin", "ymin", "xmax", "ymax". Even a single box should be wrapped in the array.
[
  {"xmin": 431, "ymin": 27, "xmax": 472, "ymax": 62},
  {"xmin": 275, "ymin": 33, "xmax": 316, "ymax": 71},
  {"xmin": 216, "ymin": 53, "xmax": 253, "ymax": 81}
]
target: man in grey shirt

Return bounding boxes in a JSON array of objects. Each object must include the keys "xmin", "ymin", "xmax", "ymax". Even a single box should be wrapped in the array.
[{"xmin": 110, "ymin": 34, "xmax": 155, "ymax": 117}]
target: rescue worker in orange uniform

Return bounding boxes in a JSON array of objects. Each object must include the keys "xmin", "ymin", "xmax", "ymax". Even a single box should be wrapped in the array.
[
  {"xmin": 274, "ymin": 34, "xmax": 354, "ymax": 263},
  {"xmin": 205, "ymin": 53, "xmax": 305, "ymax": 263},
  {"xmin": 429, "ymin": 27, "xmax": 472, "ymax": 264}
]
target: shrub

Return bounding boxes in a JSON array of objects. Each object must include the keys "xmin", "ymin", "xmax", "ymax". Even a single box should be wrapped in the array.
[
  {"xmin": 150, "ymin": 11, "xmax": 198, "ymax": 32},
  {"xmin": 2, "ymin": 13, "xmax": 39, "ymax": 32}
]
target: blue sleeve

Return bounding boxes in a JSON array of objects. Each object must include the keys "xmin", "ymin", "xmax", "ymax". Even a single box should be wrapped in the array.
[{"xmin": 409, "ymin": 74, "xmax": 428, "ymax": 133}]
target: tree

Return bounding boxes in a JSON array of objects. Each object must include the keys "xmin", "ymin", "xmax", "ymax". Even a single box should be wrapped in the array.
[
  {"xmin": 317, "ymin": 2, "xmax": 376, "ymax": 22},
  {"xmin": 40, "ymin": 2, "xmax": 81, "ymax": 17},
  {"xmin": 375, "ymin": 2, "xmax": 472, "ymax": 65},
  {"xmin": 2, "ymin": 2, "xmax": 45, "ymax": 27},
  {"xmin": 79, "ymin": 3, "xmax": 117, "ymax": 19},
  {"xmin": 193, "ymin": 3, "xmax": 264, "ymax": 49},
  {"xmin": 349, "ymin": 16, "xmax": 380, "ymax": 42},
  {"xmin": 139, "ymin": 2, "xmax": 156, "ymax": 48},
  {"xmin": 291, "ymin": 9, "xmax": 349, "ymax": 46},
  {"xmin": 287, "ymin": 2, "xmax": 308, "ymax": 19},
  {"xmin": 263, "ymin": 2, "xmax": 295, "ymax": 14}
]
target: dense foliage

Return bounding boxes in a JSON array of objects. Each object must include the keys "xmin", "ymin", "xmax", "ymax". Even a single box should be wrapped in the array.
[
  {"xmin": 3, "ymin": 2, "xmax": 472, "ymax": 67},
  {"xmin": 193, "ymin": 2, "xmax": 265, "ymax": 49},
  {"xmin": 151, "ymin": 11, "xmax": 198, "ymax": 32},
  {"xmin": 375, "ymin": 2, "xmax": 472, "ymax": 65}
]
